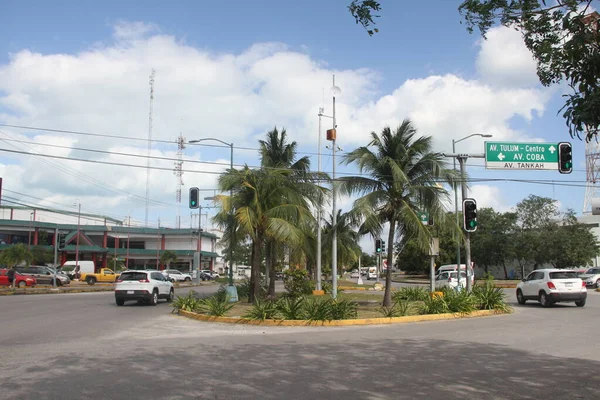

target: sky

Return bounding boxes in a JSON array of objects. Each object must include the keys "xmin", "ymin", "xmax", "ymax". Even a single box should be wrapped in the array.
[{"xmin": 0, "ymin": 0, "xmax": 592, "ymax": 250}]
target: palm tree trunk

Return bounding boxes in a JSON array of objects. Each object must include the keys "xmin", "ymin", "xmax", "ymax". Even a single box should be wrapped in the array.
[
  {"xmin": 249, "ymin": 234, "xmax": 263, "ymax": 304},
  {"xmin": 265, "ymin": 241, "xmax": 272, "ymax": 295},
  {"xmin": 383, "ymin": 219, "xmax": 396, "ymax": 307}
]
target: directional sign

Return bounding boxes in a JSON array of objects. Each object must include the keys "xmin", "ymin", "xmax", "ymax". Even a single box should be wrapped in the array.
[
  {"xmin": 418, "ymin": 211, "xmax": 429, "ymax": 225},
  {"xmin": 485, "ymin": 142, "xmax": 559, "ymax": 170}
]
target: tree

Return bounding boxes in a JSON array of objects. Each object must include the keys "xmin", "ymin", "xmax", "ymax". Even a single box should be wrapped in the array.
[
  {"xmin": 547, "ymin": 209, "xmax": 600, "ymax": 268},
  {"xmin": 217, "ymin": 166, "xmax": 323, "ymax": 303},
  {"xmin": 0, "ymin": 244, "xmax": 34, "ymax": 268},
  {"xmin": 31, "ymin": 247, "xmax": 54, "ymax": 265},
  {"xmin": 339, "ymin": 119, "xmax": 456, "ymax": 306},
  {"xmin": 348, "ymin": 1, "xmax": 600, "ymax": 141},
  {"xmin": 159, "ymin": 250, "xmax": 177, "ymax": 269},
  {"xmin": 321, "ymin": 210, "xmax": 362, "ymax": 276},
  {"xmin": 470, "ymin": 208, "xmax": 517, "ymax": 278}
]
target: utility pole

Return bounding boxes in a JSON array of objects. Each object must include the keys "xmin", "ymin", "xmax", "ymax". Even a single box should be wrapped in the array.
[
  {"xmin": 53, "ymin": 227, "xmax": 58, "ymax": 288},
  {"xmin": 75, "ymin": 201, "xmax": 81, "ymax": 271}
]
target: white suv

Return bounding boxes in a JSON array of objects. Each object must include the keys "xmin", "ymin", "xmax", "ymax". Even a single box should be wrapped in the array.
[
  {"xmin": 516, "ymin": 269, "xmax": 587, "ymax": 308},
  {"xmin": 162, "ymin": 269, "xmax": 192, "ymax": 282},
  {"xmin": 115, "ymin": 270, "xmax": 174, "ymax": 306}
]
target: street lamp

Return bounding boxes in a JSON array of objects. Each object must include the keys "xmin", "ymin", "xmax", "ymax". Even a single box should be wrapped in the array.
[
  {"xmin": 28, "ymin": 212, "xmax": 34, "ymax": 251},
  {"xmin": 188, "ymin": 138, "xmax": 238, "ymax": 302},
  {"xmin": 317, "ymin": 108, "xmax": 333, "ymax": 292},
  {"xmin": 74, "ymin": 200, "xmax": 81, "ymax": 272},
  {"xmin": 328, "ymin": 76, "xmax": 341, "ymax": 299},
  {"xmin": 451, "ymin": 133, "xmax": 492, "ymax": 291}
]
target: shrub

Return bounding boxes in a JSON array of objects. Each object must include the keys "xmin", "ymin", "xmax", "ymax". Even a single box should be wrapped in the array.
[
  {"xmin": 321, "ymin": 281, "xmax": 333, "ymax": 294},
  {"xmin": 303, "ymin": 297, "xmax": 333, "ymax": 321},
  {"xmin": 214, "ymin": 285, "xmax": 229, "ymax": 302},
  {"xmin": 420, "ymin": 295, "xmax": 450, "ymax": 315},
  {"xmin": 171, "ymin": 290, "xmax": 205, "ymax": 313},
  {"xmin": 393, "ymin": 286, "xmax": 429, "ymax": 302},
  {"xmin": 443, "ymin": 289, "xmax": 477, "ymax": 314},
  {"xmin": 378, "ymin": 300, "xmax": 410, "ymax": 317},
  {"xmin": 472, "ymin": 281, "xmax": 511, "ymax": 312},
  {"xmin": 329, "ymin": 299, "xmax": 358, "ymax": 320},
  {"xmin": 235, "ymin": 279, "xmax": 251, "ymax": 299},
  {"xmin": 204, "ymin": 296, "xmax": 235, "ymax": 317},
  {"xmin": 283, "ymin": 269, "xmax": 315, "ymax": 298},
  {"xmin": 244, "ymin": 298, "xmax": 279, "ymax": 320},
  {"xmin": 276, "ymin": 296, "xmax": 306, "ymax": 320}
]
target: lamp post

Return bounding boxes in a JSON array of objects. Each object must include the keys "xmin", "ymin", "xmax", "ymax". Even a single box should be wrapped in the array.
[
  {"xmin": 327, "ymin": 76, "xmax": 341, "ymax": 299},
  {"xmin": 452, "ymin": 133, "xmax": 492, "ymax": 291},
  {"xmin": 189, "ymin": 138, "xmax": 238, "ymax": 302},
  {"xmin": 28, "ymin": 212, "xmax": 34, "ymax": 251},
  {"xmin": 317, "ymin": 107, "xmax": 333, "ymax": 292},
  {"xmin": 75, "ymin": 201, "xmax": 81, "ymax": 271}
]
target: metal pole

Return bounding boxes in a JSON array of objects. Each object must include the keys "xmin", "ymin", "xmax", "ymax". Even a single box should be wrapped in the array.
[
  {"xmin": 459, "ymin": 157, "xmax": 472, "ymax": 292},
  {"xmin": 28, "ymin": 213, "xmax": 32, "ymax": 251},
  {"xmin": 198, "ymin": 205, "xmax": 202, "ymax": 271},
  {"xmin": 53, "ymin": 227, "xmax": 58, "ymax": 288},
  {"xmin": 331, "ymin": 76, "xmax": 338, "ymax": 299},
  {"xmin": 452, "ymin": 140, "xmax": 462, "ymax": 290},
  {"xmin": 316, "ymin": 108, "xmax": 323, "ymax": 291},
  {"xmin": 430, "ymin": 238, "xmax": 435, "ymax": 293},
  {"xmin": 226, "ymin": 143, "xmax": 238, "ymax": 301},
  {"xmin": 75, "ymin": 202, "xmax": 80, "ymax": 270}
]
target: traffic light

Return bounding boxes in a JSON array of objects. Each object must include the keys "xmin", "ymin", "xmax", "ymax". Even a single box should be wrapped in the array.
[
  {"xmin": 381, "ymin": 240, "xmax": 386, "ymax": 253},
  {"xmin": 463, "ymin": 198, "xmax": 478, "ymax": 232},
  {"xmin": 428, "ymin": 215, "xmax": 434, "ymax": 226},
  {"xmin": 58, "ymin": 234, "xmax": 65, "ymax": 250},
  {"xmin": 558, "ymin": 142, "xmax": 572, "ymax": 174},
  {"xmin": 375, "ymin": 239, "xmax": 382, "ymax": 253},
  {"xmin": 189, "ymin": 187, "xmax": 199, "ymax": 209}
]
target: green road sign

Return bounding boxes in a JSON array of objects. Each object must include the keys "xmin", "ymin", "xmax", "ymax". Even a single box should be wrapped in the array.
[
  {"xmin": 485, "ymin": 142, "xmax": 559, "ymax": 170},
  {"xmin": 418, "ymin": 211, "xmax": 429, "ymax": 225}
]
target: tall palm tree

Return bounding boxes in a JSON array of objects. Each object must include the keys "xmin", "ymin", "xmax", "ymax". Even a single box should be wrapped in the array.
[
  {"xmin": 159, "ymin": 250, "xmax": 177, "ymax": 269},
  {"xmin": 216, "ymin": 166, "xmax": 323, "ymax": 303},
  {"xmin": 322, "ymin": 209, "xmax": 362, "ymax": 276},
  {"xmin": 338, "ymin": 119, "xmax": 456, "ymax": 306}
]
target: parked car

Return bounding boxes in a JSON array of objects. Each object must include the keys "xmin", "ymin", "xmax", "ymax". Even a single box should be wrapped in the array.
[
  {"xmin": 14, "ymin": 266, "xmax": 70, "ymax": 286},
  {"xmin": 350, "ymin": 270, "xmax": 360, "ymax": 278},
  {"xmin": 435, "ymin": 271, "xmax": 467, "ymax": 290},
  {"xmin": 162, "ymin": 269, "xmax": 192, "ymax": 282},
  {"xmin": 579, "ymin": 267, "xmax": 600, "ymax": 289},
  {"xmin": 114, "ymin": 270, "xmax": 174, "ymax": 306},
  {"xmin": 0, "ymin": 269, "xmax": 37, "ymax": 288},
  {"xmin": 201, "ymin": 270, "xmax": 220, "ymax": 279},
  {"xmin": 516, "ymin": 269, "xmax": 587, "ymax": 307}
]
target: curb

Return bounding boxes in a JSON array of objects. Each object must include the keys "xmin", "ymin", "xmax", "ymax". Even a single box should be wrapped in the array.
[
  {"xmin": 177, "ymin": 309, "xmax": 505, "ymax": 327},
  {"xmin": 596, "ymin": 288, "xmax": 600, "ymax": 292}
]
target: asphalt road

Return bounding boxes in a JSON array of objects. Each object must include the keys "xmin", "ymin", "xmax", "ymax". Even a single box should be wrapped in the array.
[{"xmin": 1, "ymin": 286, "xmax": 599, "ymax": 399}]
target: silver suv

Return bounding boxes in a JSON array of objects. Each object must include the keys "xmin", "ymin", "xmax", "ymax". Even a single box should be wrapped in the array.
[{"xmin": 114, "ymin": 270, "xmax": 174, "ymax": 306}]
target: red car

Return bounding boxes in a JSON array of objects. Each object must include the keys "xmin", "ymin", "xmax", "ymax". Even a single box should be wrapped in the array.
[{"xmin": 0, "ymin": 269, "xmax": 37, "ymax": 288}]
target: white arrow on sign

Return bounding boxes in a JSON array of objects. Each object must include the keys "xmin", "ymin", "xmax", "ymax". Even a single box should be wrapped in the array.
[
  {"xmin": 498, "ymin": 153, "xmax": 505, "ymax": 161},
  {"xmin": 549, "ymin": 145, "xmax": 556, "ymax": 153}
]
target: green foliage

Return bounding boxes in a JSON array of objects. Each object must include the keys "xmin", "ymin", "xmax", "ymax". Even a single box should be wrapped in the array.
[
  {"xmin": 283, "ymin": 269, "xmax": 315, "ymax": 298},
  {"xmin": 204, "ymin": 295, "xmax": 235, "ymax": 317},
  {"xmin": 329, "ymin": 298, "xmax": 358, "ymax": 320},
  {"xmin": 159, "ymin": 250, "xmax": 177, "ymax": 268},
  {"xmin": 348, "ymin": 0, "xmax": 381, "ymax": 35},
  {"xmin": 31, "ymin": 247, "xmax": 54, "ymax": 265},
  {"xmin": 378, "ymin": 300, "xmax": 410, "ymax": 317},
  {"xmin": 420, "ymin": 295, "xmax": 450, "ymax": 315},
  {"xmin": 392, "ymin": 286, "xmax": 429, "ymax": 302},
  {"xmin": 0, "ymin": 244, "xmax": 33, "ymax": 268},
  {"xmin": 244, "ymin": 298, "xmax": 279, "ymax": 320},
  {"xmin": 443, "ymin": 289, "xmax": 477, "ymax": 314},
  {"xmin": 171, "ymin": 290, "xmax": 205, "ymax": 313},
  {"xmin": 235, "ymin": 279, "xmax": 251, "ymax": 299},
  {"xmin": 276, "ymin": 296, "xmax": 306, "ymax": 320},
  {"xmin": 472, "ymin": 279, "xmax": 512, "ymax": 313},
  {"xmin": 303, "ymin": 297, "xmax": 334, "ymax": 321},
  {"xmin": 321, "ymin": 281, "xmax": 333, "ymax": 294},
  {"xmin": 214, "ymin": 286, "xmax": 230, "ymax": 302}
]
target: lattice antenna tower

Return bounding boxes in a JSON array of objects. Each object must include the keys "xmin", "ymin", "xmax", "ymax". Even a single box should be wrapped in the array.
[
  {"xmin": 174, "ymin": 134, "xmax": 186, "ymax": 228},
  {"xmin": 145, "ymin": 69, "xmax": 156, "ymax": 227},
  {"xmin": 582, "ymin": 12, "xmax": 600, "ymax": 214}
]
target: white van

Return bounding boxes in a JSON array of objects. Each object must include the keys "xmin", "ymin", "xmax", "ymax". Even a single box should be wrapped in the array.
[
  {"xmin": 367, "ymin": 267, "xmax": 378, "ymax": 280},
  {"xmin": 61, "ymin": 261, "xmax": 95, "ymax": 279},
  {"xmin": 436, "ymin": 264, "xmax": 475, "ymax": 286}
]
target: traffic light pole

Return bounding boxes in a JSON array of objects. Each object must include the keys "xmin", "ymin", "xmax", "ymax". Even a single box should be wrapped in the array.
[
  {"xmin": 458, "ymin": 156, "xmax": 472, "ymax": 293},
  {"xmin": 53, "ymin": 227, "xmax": 58, "ymax": 289}
]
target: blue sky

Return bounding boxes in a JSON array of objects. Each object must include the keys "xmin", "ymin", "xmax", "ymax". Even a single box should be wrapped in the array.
[{"xmin": 0, "ymin": 0, "xmax": 589, "ymax": 235}]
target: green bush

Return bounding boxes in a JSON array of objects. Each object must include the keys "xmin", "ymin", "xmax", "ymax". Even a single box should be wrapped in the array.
[
  {"xmin": 392, "ymin": 286, "xmax": 429, "ymax": 302},
  {"xmin": 303, "ymin": 297, "xmax": 334, "ymax": 321},
  {"xmin": 472, "ymin": 281, "xmax": 511, "ymax": 312},
  {"xmin": 283, "ymin": 269, "xmax": 315, "ymax": 298},
  {"xmin": 329, "ymin": 299, "xmax": 358, "ymax": 320},
  {"xmin": 244, "ymin": 298, "xmax": 279, "ymax": 321},
  {"xmin": 321, "ymin": 281, "xmax": 333, "ymax": 294},
  {"xmin": 204, "ymin": 296, "xmax": 235, "ymax": 317},
  {"xmin": 443, "ymin": 289, "xmax": 477, "ymax": 314},
  {"xmin": 378, "ymin": 300, "xmax": 411, "ymax": 317},
  {"xmin": 171, "ymin": 290, "xmax": 205, "ymax": 313},
  {"xmin": 235, "ymin": 279, "xmax": 251, "ymax": 299},
  {"xmin": 420, "ymin": 295, "xmax": 450, "ymax": 315},
  {"xmin": 276, "ymin": 296, "xmax": 306, "ymax": 320}
]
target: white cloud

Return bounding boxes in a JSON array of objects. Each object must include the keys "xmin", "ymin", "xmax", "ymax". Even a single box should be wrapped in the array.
[
  {"xmin": 0, "ymin": 21, "xmax": 552, "ymax": 227},
  {"xmin": 475, "ymin": 26, "xmax": 539, "ymax": 88}
]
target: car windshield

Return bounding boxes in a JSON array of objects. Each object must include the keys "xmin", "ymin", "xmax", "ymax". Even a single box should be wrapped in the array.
[
  {"xmin": 586, "ymin": 269, "xmax": 600, "ymax": 274},
  {"xmin": 549, "ymin": 271, "xmax": 578, "ymax": 280},
  {"xmin": 120, "ymin": 272, "xmax": 148, "ymax": 281}
]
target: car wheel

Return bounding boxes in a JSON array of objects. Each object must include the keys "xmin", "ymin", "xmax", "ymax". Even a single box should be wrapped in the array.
[
  {"xmin": 56, "ymin": 279, "xmax": 62, "ymax": 287},
  {"xmin": 116, "ymin": 298, "xmax": 125, "ymax": 306},
  {"xmin": 18, "ymin": 281, "xmax": 26, "ymax": 288},
  {"xmin": 166, "ymin": 288, "xmax": 174, "ymax": 302},
  {"xmin": 575, "ymin": 299, "xmax": 586, "ymax": 307},
  {"xmin": 185, "ymin": 277, "xmax": 191, "ymax": 282},
  {"xmin": 516, "ymin": 289, "xmax": 526, "ymax": 305},
  {"xmin": 149, "ymin": 290, "xmax": 158, "ymax": 306},
  {"xmin": 539, "ymin": 291, "xmax": 552, "ymax": 308},
  {"xmin": 595, "ymin": 280, "xmax": 600, "ymax": 289},
  {"xmin": 86, "ymin": 277, "xmax": 96, "ymax": 285}
]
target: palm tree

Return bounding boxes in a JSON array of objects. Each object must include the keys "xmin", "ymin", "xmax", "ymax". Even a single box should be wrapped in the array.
[
  {"xmin": 0, "ymin": 243, "xmax": 34, "ymax": 268},
  {"xmin": 159, "ymin": 250, "xmax": 177, "ymax": 269},
  {"xmin": 339, "ymin": 119, "xmax": 456, "ymax": 306},
  {"xmin": 322, "ymin": 210, "xmax": 362, "ymax": 277},
  {"xmin": 216, "ymin": 166, "xmax": 324, "ymax": 303}
]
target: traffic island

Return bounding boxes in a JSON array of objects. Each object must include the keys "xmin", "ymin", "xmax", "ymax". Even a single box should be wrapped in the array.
[
  {"xmin": 177, "ymin": 309, "xmax": 507, "ymax": 327},
  {"xmin": 0, "ymin": 282, "xmax": 206, "ymax": 296}
]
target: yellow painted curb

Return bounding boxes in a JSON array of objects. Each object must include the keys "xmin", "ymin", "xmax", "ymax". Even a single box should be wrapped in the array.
[
  {"xmin": 338, "ymin": 286, "xmax": 368, "ymax": 291},
  {"xmin": 178, "ymin": 309, "xmax": 505, "ymax": 327},
  {"xmin": 596, "ymin": 288, "xmax": 600, "ymax": 292},
  {"xmin": 312, "ymin": 290, "xmax": 325, "ymax": 296}
]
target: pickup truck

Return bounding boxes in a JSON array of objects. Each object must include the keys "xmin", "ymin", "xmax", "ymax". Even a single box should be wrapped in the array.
[{"xmin": 80, "ymin": 268, "xmax": 120, "ymax": 285}]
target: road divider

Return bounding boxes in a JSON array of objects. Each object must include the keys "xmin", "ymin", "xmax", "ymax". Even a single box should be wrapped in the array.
[
  {"xmin": 0, "ymin": 283, "xmax": 207, "ymax": 296},
  {"xmin": 177, "ymin": 309, "xmax": 507, "ymax": 327}
]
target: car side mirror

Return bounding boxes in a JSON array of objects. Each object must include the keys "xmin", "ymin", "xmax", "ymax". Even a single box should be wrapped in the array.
[{"xmin": 521, "ymin": 278, "xmax": 526, "ymax": 282}]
